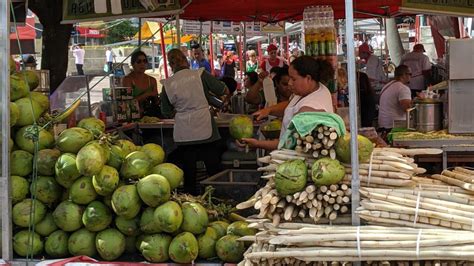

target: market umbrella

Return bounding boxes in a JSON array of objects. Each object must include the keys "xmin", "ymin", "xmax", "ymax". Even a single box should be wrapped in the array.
[{"xmin": 134, "ymin": 21, "xmax": 195, "ymax": 45}]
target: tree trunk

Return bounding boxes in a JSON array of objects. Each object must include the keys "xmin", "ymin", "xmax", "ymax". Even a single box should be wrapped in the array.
[{"xmin": 29, "ymin": 0, "xmax": 72, "ymax": 92}]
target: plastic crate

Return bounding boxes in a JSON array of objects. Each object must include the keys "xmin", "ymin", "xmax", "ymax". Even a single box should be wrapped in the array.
[{"xmin": 200, "ymin": 169, "xmax": 260, "ymax": 202}]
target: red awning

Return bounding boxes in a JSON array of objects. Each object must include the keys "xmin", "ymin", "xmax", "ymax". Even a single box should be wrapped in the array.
[
  {"xmin": 76, "ymin": 27, "xmax": 106, "ymax": 38},
  {"xmin": 179, "ymin": 0, "xmax": 402, "ymax": 22},
  {"xmin": 9, "ymin": 16, "xmax": 36, "ymax": 40}
]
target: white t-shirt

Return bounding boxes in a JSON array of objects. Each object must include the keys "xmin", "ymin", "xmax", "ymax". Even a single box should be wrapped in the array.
[
  {"xmin": 72, "ymin": 48, "xmax": 85, "ymax": 65},
  {"xmin": 280, "ymin": 83, "xmax": 334, "ymax": 138},
  {"xmin": 400, "ymin": 52, "xmax": 431, "ymax": 91},
  {"xmin": 105, "ymin": 50, "xmax": 115, "ymax": 63},
  {"xmin": 378, "ymin": 80, "xmax": 412, "ymax": 128}
]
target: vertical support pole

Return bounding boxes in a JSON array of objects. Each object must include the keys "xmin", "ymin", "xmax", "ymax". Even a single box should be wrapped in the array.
[
  {"xmin": 243, "ymin": 22, "xmax": 247, "ymax": 73},
  {"xmin": 209, "ymin": 33, "xmax": 215, "ymax": 73},
  {"xmin": 286, "ymin": 35, "xmax": 290, "ymax": 59},
  {"xmin": 176, "ymin": 14, "xmax": 181, "ymax": 48},
  {"xmin": 1, "ymin": 0, "xmax": 12, "ymax": 261},
  {"xmin": 257, "ymin": 41, "xmax": 262, "ymax": 62},
  {"xmin": 159, "ymin": 23, "xmax": 169, "ymax": 79},
  {"xmin": 345, "ymin": 0, "xmax": 361, "ymax": 227},
  {"xmin": 152, "ymin": 36, "xmax": 156, "ymax": 72},
  {"xmin": 415, "ymin": 15, "xmax": 421, "ymax": 44},
  {"xmin": 138, "ymin": 18, "xmax": 142, "ymax": 47},
  {"xmin": 238, "ymin": 32, "xmax": 244, "ymax": 79}
]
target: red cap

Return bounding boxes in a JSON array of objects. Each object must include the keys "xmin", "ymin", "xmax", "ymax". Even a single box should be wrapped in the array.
[{"xmin": 267, "ymin": 44, "xmax": 278, "ymax": 52}]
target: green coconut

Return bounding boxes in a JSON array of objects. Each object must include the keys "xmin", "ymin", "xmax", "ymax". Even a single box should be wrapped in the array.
[
  {"xmin": 10, "ymin": 74, "xmax": 29, "ymax": 101},
  {"xmin": 55, "ymin": 153, "xmax": 81, "ymax": 188},
  {"xmin": 154, "ymin": 201, "xmax": 183, "ymax": 233},
  {"xmin": 262, "ymin": 119, "xmax": 282, "ymax": 131},
  {"xmin": 92, "ymin": 165, "xmax": 119, "ymax": 196},
  {"xmin": 107, "ymin": 144, "xmax": 126, "ymax": 170},
  {"xmin": 140, "ymin": 143, "xmax": 165, "ymax": 166},
  {"xmin": 69, "ymin": 176, "xmax": 98, "ymax": 205},
  {"xmin": 335, "ymin": 134, "xmax": 374, "ymax": 163},
  {"xmin": 168, "ymin": 232, "xmax": 199, "ymax": 264},
  {"xmin": 150, "ymin": 163, "xmax": 184, "ymax": 190},
  {"xmin": 95, "ymin": 228, "xmax": 126, "ymax": 261},
  {"xmin": 68, "ymin": 228, "xmax": 97, "ymax": 257},
  {"xmin": 76, "ymin": 142, "xmax": 107, "ymax": 176},
  {"xmin": 13, "ymin": 230, "xmax": 43, "ymax": 257},
  {"xmin": 117, "ymin": 139, "xmax": 137, "ymax": 156},
  {"xmin": 12, "ymin": 199, "xmax": 46, "ymax": 227},
  {"xmin": 115, "ymin": 216, "xmax": 140, "ymax": 236},
  {"xmin": 111, "ymin": 185, "xmax": 142, "ymax": 219},
  {"xmin": 37, "ymin": 149, "xmax": 61, "ymax": 176},
  {"xmin": 181, "ymin": 202, "xmax": 208, "ymax": 235},
  {"xmin": 77, "ymin": 117, "xmax": 105, "ymax": 136},
  {"xmin": 209, "ymin": 221, "xmax": 230, "ymax": 240},
  {"xmin": 35, "ymin": 212, "xmax": 58, "ymax": 237},
  {"xmin": 56, "ymin": 127, "xmax": 94, "ymax": 154},
  {"xmin": 10, "ymin": 102, "xmax": 19, "ymax": 126},
  {"xmin": 140, "ymin": 234, "xmax": 172, "ymax": 262},
  {"xmin": 11, "ymin": 175, "xmax": 29, "ymax": 204},
  {"xmin": 198, "ymin": 228, "xmax": 218, "ymax": 259},
  {"xmin": 274, "ymin": 159, "xmax": 308, "ymax": 196},
  {"xmin": 120, "ymin": 151, "xmax": 152, "ymax": 180},
  {"xmin": 82, "ymin": 201, "xmax": 113, "ymax": 232},
  {"xmin": 15, "ymin": 125, "xmax": 54, "ymax": 153},
  {"xmin": 10, "ymin": 150, "xmax": 33, "ymax": 176},
  {"xmin": 311, "ymin": 157, "xmax": 346, "ymax": 186},
  {"xmin": 30, "ymin": 175, "xmax": 62, "ymax": 205},
  {"xmin": 45, "ymin": 230, "xmax": 69, "ymax": 258},
  {"xmin": 227, "ymin": 221, "xmax": 256, "ymax": 236},
  {"xmin": 229, "ymin": 115, "xmax": 254, "ymax": 140},
  {"xmin": 30, "ymin": 91, "xmax": 49, "ymax": 112},
  {"xmin": 19, "ymin": 70, "xmax": 40, "ymax": 91},
  {"xmin": 53, "ymin": 201, "xmax": 84, "ymax": 232},
  {"xmin": 14, "ymin": 97, "xmax": 44, "ymax": 126},
  {"xmin": 137, "ymin": 174, "xmax": 171, "ymax": 207},
  {"xmin": 140, "ymin": 207, "xmax": 162, "ymax": 234},
  {"xmin": 215, "ymin": 235, "xmax": 245, "ymax": 263}
]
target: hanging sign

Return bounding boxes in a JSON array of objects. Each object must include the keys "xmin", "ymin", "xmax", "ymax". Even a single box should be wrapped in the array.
[
  {"xmin": 62, "ymin": 0, "xmax": 181, "ymax": 24},
  {"xmin": 244, "ymin": 21, "xmax": 262, "ymax": 36},
  {"xmin": 212, "ymin": 21, "xmax": 241, "ymax": 34},
  {"xmin": 401, "ymin": 0, "xmax": 474, "ymax": 16},
  {"xmin": 261, "ymin": 21, "xmax": 286, "ymax": 34},
  {"xmin": 182, "ymin": 20, "xmax": 211, "ymax": 35}
]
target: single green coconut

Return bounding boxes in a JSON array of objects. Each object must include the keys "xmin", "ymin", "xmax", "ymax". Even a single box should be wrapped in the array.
[
  {"xmin": 209, "ymin": 221, "xmax": 230, "ymax": 240},
  {"xmin": 10, "ymin": 102, "xmax": 19, "ymax": 126},
  {"xmin": 311, "ymin": 157, "xmax": 346, "ymax": 186},
  {"xmin": 140, "ymin": 207, "xmax": 162, "ymax": 234},
  {"xmin": 14, "ymin": 98, "xmax": 44, "ymax": 126},
  {"xmin": 76, "ymin": 142, "xmax": 107, "ymax": 176},
  {"xmin": 10, "ymin": 74, "xmax": 29, "ymax": 101},
  {"xmin": 12, "ymin": 199, "xmax": 46, "ymax": 227},
  {"xmin": 82, "ymin": 201, "xmax": 113, "ymax": 232},
  {"xmin": 10, "ymin": 150, "xmax": 33, "ymax": 177},
  {"xmin": 18, "ymin": 70, "xmax": 40, "ymax": 91},
  {"xmin": 15, "ymin": 125, "xmax": 54, "ymax": 153},
  {"xmin": 45, "ymin": 230, "xmax": 69, "ymax": 258},
  {"xmin": 116, "ymin": 139, "xmax": 137, "ymax": 156},
  {"xmin": 274, "ymin": 159, "xmax": 307, "ymax": 196},
  {"xmin": 69, "ymin": 176, "xmax": 98, "ymax": 205},
  {"xmin": 197, "ymin": 228, "xmax": 218, "ymax": 259},
  {"xmin": 68, "ymin": 228, "xmax": 97, "ymax": 257},
  {"xmin": 115, "ymin": 216, "xmax": 140, "ymax": 236},
  {"xmin": 30, "ymin": 91, "xmax": 49, "ymax": 112},
  {"xmin": 53, "ymin": 201, "xmax": 84, "ymax": 232},
  {"xmin": 227, "ymin": 221, "xmax": 256, "ymax": 236},
  {"xmin": 11, "ymin": 175, "xmax": 29, "ymax": 204},
  {"xmin": 56, "ymin": 127, "xmax": 94, "ymax": 154},
  {"xmin": 335, "ymin": 134, "xmax": 374, "ymax": 163},
  {"xmin": 13, "ymin": 230, "xmax": 43, "ymax": 257},
  {"xmin": 92, "ymin": 165, "xmax": 119, "ymax": 196},
  {"xmin": 229, "ymin": 115, "xmax": 254, "ymax": 140},
  {"xmin": 120, "ymin": 151, "xmax": 152, "ymax": 180},
  {"xmin": 30, "ymin": 175, "xmax": 62, "ymax": 205},
  {"xmin": 95, "ymin": 228, "xmax": 126, "ymax": 261},
  {"xmin": 107, "ymin": 144, "xmax": 126, "ymax": 170},
  {"xmin": 35, "ymin": 212, "xmax": 58, "ymax": 237},
  {"xmin": 111, "ymin": 185, "xmax": 142, "ymax": 219},
  {"xmin": 137, "ymin": 174, "xmax": 171, "ymax": 207},
  {"xmin": 77, "ymin": 117, "xmax": 105, "ymax": 136},
  {"xmin": 140, "ymin": 143, "xmax": 165, "ymax": 166},
  {"xmin": 168, "ymin": 232, "xmax": 199, "ymax": 264},
  {"xmin": 154, "ymin": 201, "xmax": 183, "ymax": 233},
  {"xmin": 215, "ymin": 235, "xmax": 245, "ymax": 263},
  {"xmin": 150, "ymin": 163, "xmax": 184, "ymax": 190},
  {"xmin": 37, "ymin": 149, "xmax": 61, "ymax": 176},
  {"xmin": 55, "ymin": 153, "xmax": 81, "ymax": 188},
  {"xmin": 140, "ymin": 234, "xmax": 172, "ymax": 262},
  {"xmin": 180, "ymin": 202, "xmax": 209, "ymax": 235}
]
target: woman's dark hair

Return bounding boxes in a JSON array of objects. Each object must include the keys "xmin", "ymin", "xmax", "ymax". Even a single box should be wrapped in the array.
[
  {"xmin": 131, "ymin": 50, "xmax": 147, "ymax": 65},
  {"xmin": 220, "ymin": 76, "xmax": 238, "ymax": 94},
  {"xmin": 290, "ymin": 56, "xmax": 334, "ymax": 84},
  {"xmin": 273, "ymin": 66, "xmax": 289, "ymax": 85},
  {"xmin": 357, "ymin": 72, "xmax": 374, "ymax": 95},
  {"xmin": 245, "ymin": 71, "xmax": 258, "ymax": 85}
]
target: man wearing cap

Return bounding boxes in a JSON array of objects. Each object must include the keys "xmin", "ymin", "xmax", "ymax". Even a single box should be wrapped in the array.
[
  {"xmin": 400, "ymin": 43, "xmax": 431, "ymax": 97},
  {"xmin": 358, "ymin": 42, "xmax": 387, "ymax": 91},
  {"xmin": 259, "ymin": 44, "xmax": 287, "ymax": 73}
]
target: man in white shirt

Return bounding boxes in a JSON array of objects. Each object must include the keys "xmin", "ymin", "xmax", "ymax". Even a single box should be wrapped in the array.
[
  {"xmin": 400, "ymin": 43, "xmax": 431, "ymax": 96},
  {"xmin": 71, "ymin": 44, "xmax": 85, "ymax": 75},
  {"xmin": 359, "ymin": 42, "xmax": 387, "ymax": 91},
  {"xmin": 378, "ymin": 65, "xmax": 412, "ymax": 131},
  {"xmin": 105, "ymin": 47, "xmax": 115, "ymax": 73}
]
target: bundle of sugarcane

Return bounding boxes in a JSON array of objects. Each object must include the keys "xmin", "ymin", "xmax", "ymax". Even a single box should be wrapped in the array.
[
  {"xmin": 358, "ymin": 187, "xmax": 474, "ymax": 230},
  {"xmin": 430, "ymin": 167, "xmax": 474, "ymax": 192},
  {"xmin": 292, "ymin": 125, "xmax": 339, "ymax": 158},
  {"xmin": 238, "ymin": 224, "xmax": 474, "ymax": 265}
]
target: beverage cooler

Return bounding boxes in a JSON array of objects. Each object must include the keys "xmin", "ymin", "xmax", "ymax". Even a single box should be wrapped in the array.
[{"xmin": 447, "ymin": 39, "xmax": 474, "ymax": 134}]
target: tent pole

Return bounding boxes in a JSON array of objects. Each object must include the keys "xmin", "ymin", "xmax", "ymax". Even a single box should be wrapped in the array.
[
  {"xmin": 243, "ymin": 22, "xmax": 247, "ymax": 73},
  {"xmin": 238, "ymin": 32, "xmax": 243, "ymax": 80},
  {"xmin": 345, "ymin": 0, "xmax": 361, "ymax": 228},
  {"xmin": 286, "ymin": 35, "xmax": 290, "ymax": 60},
  {"xmin": 138, "ymin": 18, "xmax": 142, "ymax": 47},
  {"xmin": 257, "ymin": 41, "xmax": 262, "ymax": 62},
  {"xmin": 176, "ymin": 14, "xmax": 181, "ymax": 47},
  {"xmin": 209, "ymin": 33, "xmax": 215, "ymax": 74},
  {"xmin": 160, "ymin": 23, "xmax": 169, "ymax": 79},
  {"xmin": 152, "ymin": 36, "xmax": 156, "ymax": 72}
]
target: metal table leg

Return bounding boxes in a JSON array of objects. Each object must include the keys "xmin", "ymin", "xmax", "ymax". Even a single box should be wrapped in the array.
[{"xmin": 442, "ymin": 150, "xmax": 448, "ymax": 170}]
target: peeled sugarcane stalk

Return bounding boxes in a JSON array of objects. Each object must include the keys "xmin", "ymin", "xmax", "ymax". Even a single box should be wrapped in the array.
[
  {"xmin": 345, "ymin": 168, "xmax": 411, "ymax": 180},
  {"xmin": 376, "ymin": 147, "xmax": 443, "ymax": 156},
  {"xmin": 454, "ymin": 167, "xmax": 474, "ymax": 176},
  {"xmin": 442, "ymin": 170, "xmax": 474, "ymax": 183},
  {"xmin": 344, "ymin": 174, "xmax": 415, "ymax": 187},
  {"xmin": 431, "ymin": 174, "xmax": 474, "ymax": 191}
]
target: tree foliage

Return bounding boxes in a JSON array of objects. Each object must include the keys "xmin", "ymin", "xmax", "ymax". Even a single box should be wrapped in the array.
[{"xmin": 105, "ymin": 20, "xmax": 138, "ymax": 44}]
